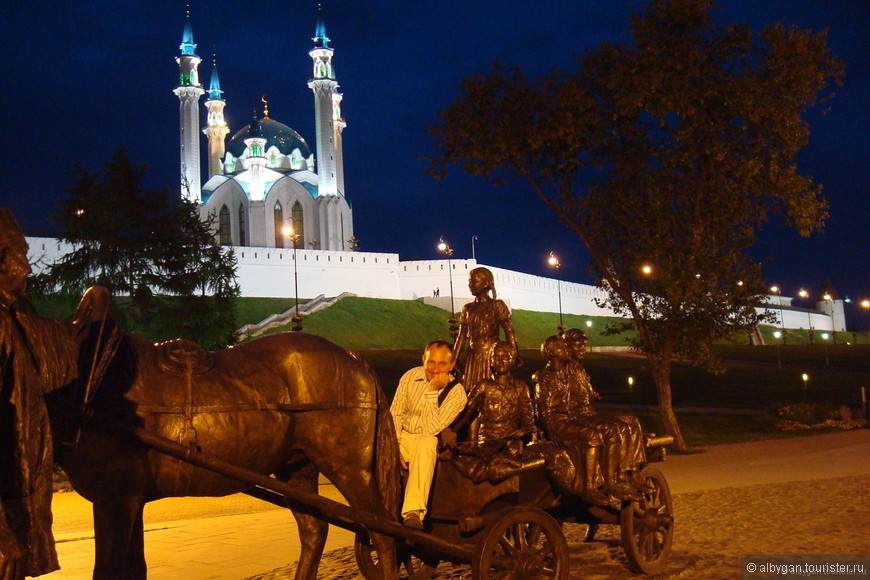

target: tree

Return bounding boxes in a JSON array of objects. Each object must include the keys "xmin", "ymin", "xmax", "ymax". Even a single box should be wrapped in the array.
[
  {"xmin": 35, "ymin": 148, "xmax": 240, "ymax": 349},
  {"xmin": 428, "ymin": 0, "xmax": 844, "ymax": 450}
]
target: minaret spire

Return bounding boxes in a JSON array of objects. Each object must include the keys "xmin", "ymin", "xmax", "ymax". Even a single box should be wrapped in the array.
[
  {"xmin": 174, "ymin": 7, "xmax": 205, "ymax": 202},
  {"xmin": 203, "ymin": 54, "xmax": 229, "ymax": 179},
  {"xmin": 308, "ymin": 4, "xmax": 345, "ymax": 199}
]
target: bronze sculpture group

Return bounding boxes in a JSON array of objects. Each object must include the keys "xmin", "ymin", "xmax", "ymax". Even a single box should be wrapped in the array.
[{"xmin": 0, "ymin": 208, "xmax": 668, "ymax": 579}]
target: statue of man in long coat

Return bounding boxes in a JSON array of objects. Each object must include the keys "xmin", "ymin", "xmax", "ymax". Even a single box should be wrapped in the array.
[{"xmin": 0, "ymin": 209, "xmax": 77, "ymax": 579}]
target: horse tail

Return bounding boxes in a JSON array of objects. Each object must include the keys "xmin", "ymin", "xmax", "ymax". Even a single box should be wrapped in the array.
[{"xmin": 369, "ymin": 362, "xmax": 401, "ymax": 520}]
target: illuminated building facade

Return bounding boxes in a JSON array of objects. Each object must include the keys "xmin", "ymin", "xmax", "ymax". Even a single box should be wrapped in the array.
[{"xmin": 175, "ymin": 7, "xmax": 353, "ymax": 250}]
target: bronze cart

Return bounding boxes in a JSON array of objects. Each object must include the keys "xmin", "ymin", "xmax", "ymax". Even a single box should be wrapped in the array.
[
  {"xmin": 356, "ymin": 434, "xmax": 674, "ymax": 579},
  {"xmin": 108, "ymin": 415, "xmax": 673, "ymax": 579}
]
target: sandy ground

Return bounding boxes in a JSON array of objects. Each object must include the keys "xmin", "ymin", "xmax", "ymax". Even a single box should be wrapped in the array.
[
  {"xmin": 249, "ymin": 430, "xmax": 870, "ymax": 579},
  {"xmin": 42, "ymin": 430, "xmax": 869, "ymax": 579}
]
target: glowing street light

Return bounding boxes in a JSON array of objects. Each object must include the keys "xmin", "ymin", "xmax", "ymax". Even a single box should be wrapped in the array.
[
  {"xmin": 798, "ymin": 288, "xmax": 814, "ymax": 345},
  {"xmin": 437, "ymin": 236, "xmax": 458, "ymax": 339},
  {"xmin": 802, "ymin": 373, "xmax": 809, "ymax": 390},
  {"xmin": 641, "ymin": 264, "xmax": 653, "ymax": 276},
  {"xmin": 821, "ymin": 292, "xmax": 840, "ymax": 345},
  {"xmin": 548, "ymin": 252, "xmax": 564, "ymax": 335},
  {"xmin": 282, "ymin": 223, "xmax": 303, "ymax": 332}
]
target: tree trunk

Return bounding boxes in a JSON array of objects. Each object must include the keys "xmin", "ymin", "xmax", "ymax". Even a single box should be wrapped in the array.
[{"xmin": 647, "ymin": 355, "xmax": 688, "ymax": 452}]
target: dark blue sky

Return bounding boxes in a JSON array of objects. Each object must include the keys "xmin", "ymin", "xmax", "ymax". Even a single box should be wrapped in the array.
[{"xmin": 2, "ymin": 1, "xmax": 868, "ymax": 319}]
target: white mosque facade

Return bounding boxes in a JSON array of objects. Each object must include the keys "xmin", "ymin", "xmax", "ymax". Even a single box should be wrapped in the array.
[{"xmin": 177, "ymin": 9, "xmax": 353, "ymax": 251}]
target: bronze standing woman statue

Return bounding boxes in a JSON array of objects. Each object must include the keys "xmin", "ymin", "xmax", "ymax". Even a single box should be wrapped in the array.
[{"xmin": 451, "ymin": 267, "xmax": 518, "ymax": 397}]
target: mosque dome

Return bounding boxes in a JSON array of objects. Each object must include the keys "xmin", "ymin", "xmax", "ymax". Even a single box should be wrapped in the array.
[{"xmin": 225, "ymin": 118, "xmax": 312, "ymax": 162}]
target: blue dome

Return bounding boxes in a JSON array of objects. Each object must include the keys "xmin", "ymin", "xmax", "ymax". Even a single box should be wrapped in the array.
[{"xmin": 226, "ymin": 118, "xmax": 312, "ymax": 161}]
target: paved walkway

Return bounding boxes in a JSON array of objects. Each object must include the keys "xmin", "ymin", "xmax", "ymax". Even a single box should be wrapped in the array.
[
  {"xmin": 42, "ymin": 429, "xmax": 870, "ymax": 579},
  {"xmin": 44, "ymin": 483, "xmax": 356, "ymax": 580}
]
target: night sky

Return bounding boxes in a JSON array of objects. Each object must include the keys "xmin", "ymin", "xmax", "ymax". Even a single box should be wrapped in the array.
[{"xmin": 2, "ymin": 1, "xmax": 868, "ymax": 320}]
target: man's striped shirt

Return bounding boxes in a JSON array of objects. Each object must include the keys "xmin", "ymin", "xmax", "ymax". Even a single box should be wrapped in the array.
[{"xmin": 390, "ymin": 366, "xmax": 467, "ymax": 437}]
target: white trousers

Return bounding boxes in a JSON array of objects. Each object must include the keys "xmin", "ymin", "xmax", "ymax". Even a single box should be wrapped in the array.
[{"xmin": 398, "ymin": 431, "xmax": 438, "ymax": 517}]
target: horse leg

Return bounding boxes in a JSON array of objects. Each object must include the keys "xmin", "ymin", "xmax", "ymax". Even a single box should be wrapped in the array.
[
  {"xmin": 92, "ymin": 494, "xmax": 147, "ymax": 580},
  {"xmin": 279, "ymin": 461, "xmax": 328, "ymax": 580},
  {"xmin": 299, "ymin": 413, "xmax": 398, "ymax": 580}
]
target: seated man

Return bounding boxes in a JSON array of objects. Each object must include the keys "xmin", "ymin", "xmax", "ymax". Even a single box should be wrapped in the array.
[
  {"xmin": 390, "ymin": 340, "xmax": 466, "ymax": 529},
  {"xmin": 536, "ymin": 334, "xmax": 648, "ymax": 504},
  {"xmin": 562, "ymin": 328, "xmax": 645, "ymax": 478}
]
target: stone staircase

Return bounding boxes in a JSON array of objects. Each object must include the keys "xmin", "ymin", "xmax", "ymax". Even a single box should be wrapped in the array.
[{"xmin": 235, "ymin": 292, "xmax": 356, "ymax": 341}]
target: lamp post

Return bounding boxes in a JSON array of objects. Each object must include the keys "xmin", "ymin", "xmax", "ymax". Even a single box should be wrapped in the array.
[
  {"xmin": 282, "ymin": 224, "xmax": 303, "ymax": 332},
  {"xmin": 861, "ymin": 299, "xmax": 870, "ymax": 340},
  {"xmin": 798, "ymin": 289, "xmax": 814, "ymax": 345},
  {"xmin": 823, "ymin": 293, "xmax": 837, "ymax": 344},
  {"xmin": 821, "ymin": 332, "xmax": 831, "ymax": 367},
  {"xmin": 548, "ymin": 252, "xmax": 564, "ymax": 335},
  {"xmin": 770, "ymin": 285, "xmax": 785, "ymax": 367},
  {"xmin": 471, "ymin": 235, "xmax": 478, "ymax": 261},
  {"xmin": 770, "ymin": 285, "xmax": 787, "ymax": 345},
  {"xmin": 437, "ymin": 237, "xmax": 458, "ymax": 339}
]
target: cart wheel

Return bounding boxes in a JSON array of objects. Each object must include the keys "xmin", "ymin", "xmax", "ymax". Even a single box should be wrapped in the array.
[
  {"xmin": 472, "ymin": 507, "xmax": 569, "ymax": 579},
  {"xmin": 619, "ymin": 466, "xmax": 674, "ymax": 575},
  {"xmin": 402, "ymin": 555, "xmax": 439, "ymax": 580},
  {"xmin": 355, "ymin": 531, "xmax": 438, "ymax": 580},
  {"xmin": 354, "ymin": 531, "xmax": 394, "ymax": 579}
]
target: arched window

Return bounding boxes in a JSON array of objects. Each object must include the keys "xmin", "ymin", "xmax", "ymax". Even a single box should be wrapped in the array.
[
  {"xmin": 292, "ymin": 201, "xmax": 304, "ymax": 249},
  {"xmin": 274, "ymin": 202, "xmax": 284, "ymax": 249},
  {"xmin": 238, "ymin": 204, "xmax": 247, "ymax": 247},
  {"xmin": 218, "ymin": 205, "xmax": 231, "ymax": 246}
]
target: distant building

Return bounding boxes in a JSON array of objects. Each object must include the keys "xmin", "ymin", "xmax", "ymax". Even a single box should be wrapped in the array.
[{"xmin": 175, "ymin": 7, "xmax": 352, "ymax": 251}]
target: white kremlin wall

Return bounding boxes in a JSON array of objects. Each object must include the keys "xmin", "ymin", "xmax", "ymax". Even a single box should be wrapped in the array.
[{"xmin": 26, "ymin": 238, "xmax": 841, "ymax": 331}]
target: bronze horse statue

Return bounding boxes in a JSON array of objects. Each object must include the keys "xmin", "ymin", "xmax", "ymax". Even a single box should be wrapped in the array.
[{"xmin": 2, "ymin": 275, "xmax": 400, "ymax": 580}]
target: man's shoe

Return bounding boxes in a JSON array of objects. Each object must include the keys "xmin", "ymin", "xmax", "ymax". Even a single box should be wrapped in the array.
[{"xmin": 403, "ymin": 512, "xmax": 424, "ymax": 530}]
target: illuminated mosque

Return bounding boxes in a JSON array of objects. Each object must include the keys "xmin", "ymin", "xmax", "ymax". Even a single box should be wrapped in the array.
[{"xmin": 175, "ymin": 7, "xmax": 353, "ymax": 251}]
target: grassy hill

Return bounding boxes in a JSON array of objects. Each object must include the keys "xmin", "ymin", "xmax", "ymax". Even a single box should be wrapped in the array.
[{"xmin": 268, "ymin": 296, "xmax": 636, "ymax": 350}]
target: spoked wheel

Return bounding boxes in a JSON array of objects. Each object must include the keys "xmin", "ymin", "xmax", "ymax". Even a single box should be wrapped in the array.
[
  {"xmin": 354, "ymin": 531, "xmax": 392, "ymax": 579},
  {"xmin": 619, "ymin": 466, "xmax": 674, "ymax": 575},
  {"xmin": 472, "ymin": 507, "xmax": 569, "ymax": 579},
  {"xmin": 402, "ymin": 555, "xmax": 440, "ymax": 580},
  {"xmin": 354, "ymin": 531, "xmax": 438, "ymax": 580}
]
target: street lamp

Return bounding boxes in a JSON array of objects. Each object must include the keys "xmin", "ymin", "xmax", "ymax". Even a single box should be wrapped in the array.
[
  {"xmin": 471, "ymin": 235, "xmax": 478, "ymax": 261},
  {"xmin": 770, "ymin": 285, "xmax": 787, "ymax": 345},
  {"xmin": 821, "ymin": 332, "xmax": 830, "ymax": 367},
  {"xmin": 548, "ymin": 252, "xmax": 564, "ymax": 335},
  {"xmin": 437, "ymin": 237, "xmax": 458, "ymax": 339},
  {"xmin": 823, "ymin": 293, "xmax": 838, "ymax": 344},
  {"xmin": 798, "ymin": 289, "xmax": 814, "ymax": 345},
  {"xmin": 282, "ymin": 223, "xmax": 303, "ymax": 332}
]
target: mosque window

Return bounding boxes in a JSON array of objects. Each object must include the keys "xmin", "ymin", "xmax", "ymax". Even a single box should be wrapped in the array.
[
  {"xmin": 290, "ymin": 149, "xmax": 303, "ymax": 170},
  {"xmin": 292, "ymin": 202, "xmax": 304, "ymax": 249},
  {"xmin": 269, "ymin": 151, "xmax": 278, "ymax": 167},
  {"xmin": 218, "ymin": 205, "xmax": 231, "ymax": 246},
  {"xmin": 238, "ymin": 205, "xmax": 247, "ymax": 246},
  {"xmin": 274, "ymin": 202, "xmax": 284, "ymax": 249}
]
